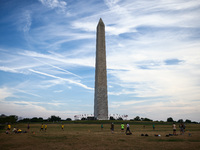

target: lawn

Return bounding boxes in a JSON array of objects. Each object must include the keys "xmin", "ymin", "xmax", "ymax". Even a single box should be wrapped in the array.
[{"xmin": 0, "ymin": 123, "xmax": 200, "ymax": 150}]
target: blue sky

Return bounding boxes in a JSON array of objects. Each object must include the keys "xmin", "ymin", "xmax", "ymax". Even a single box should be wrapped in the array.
[{"xmin": 0, "ymin": 0, "xmax": 200, "ymax": 121}]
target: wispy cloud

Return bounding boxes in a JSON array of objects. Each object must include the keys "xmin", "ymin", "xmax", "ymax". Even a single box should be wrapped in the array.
[
  {"xmin": 0, "ymin": 86, "xmax": 82, "ymax": 118},
  {"xmin": 33, "ymin": 58, "xmax": 82, "ymax": 78},
  {"xmin": 23, "ymin": 10, "xmax": 32, "ymax": 32},
  {"xmin": 15, "ymin": 10, "xmax": 32, "ymax": 33},
  {"xmin": 72, "ymin": 0, "xmax": 200, "ymax": 35},
  {"xmin": 39, "ymin": 0, "xmax": 68, "ymax": 14},
  {"xmin": 0, "ymin": 48, "xmax": 94, "ymax": 92},
  {"xmin": 0, "ymin": 99, "xmax": 79, "ymax": 119},
  {"xmin": 0, "ymin": 66, "xmax": 19, "ymax": 73},
  {"xmin": 19, "ymin": 50, "xmax": 94, "ymax": 67},
  {"xmin": 13, "ymin": 88, "xmax": 42, "ymax": 98},
  {"xmin": 0, "ymin": 87, "xmax": 14, "ymax": 101},
  {"xmin": 54, "ymin": 90, "xmax": 63, "ymax": 93},
  {"xmin": 110, "ymin": 99, "xmax": 149, "ymax": 108},
  {"xmin": 29, "ymin": 69, "xmax": 93, "ymax": 90}
]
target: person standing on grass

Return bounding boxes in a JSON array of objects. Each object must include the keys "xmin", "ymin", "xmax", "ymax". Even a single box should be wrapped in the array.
[
  {"xmin": 183, "ymin": 123, "xmax": 186, "ymax": 133},
  {"xmin": 40, "ymin": 123, "xmax": 44, "ymax": 131},
  {"xmin": 111, "ymin": 123, "xmax": 114, "ymax": 133},
  {"xmin": 61, "ymin": 124, "xmax": 64, "ymax": 131},
  {"xmin": 101, "ymin": 124, "xmax": 103, "ymax": 130},
  {"xmin": 27, "ymin": 123, "xmax": 30, "ymax": 131},
  {"xmin": 173, "ymin": 123, "xmax": 176, "ymax": 135},
  {"xmin": 45, "ymin": 124, "xmax": 47, "ymax": 132},
  {"xmin": 121, "ymin": 123, "xmax": 124, "ymax": 131},
  {"xmin": 153, "ymin": 124, "xmax": 155, "ymax": 130},
  {"xmin": 179, "ymin": 123, "xmax": 184, "ymax": 135},
  {"xmin": 6, "ymin": 123, "xmax": 11, "ymax": 134},
  {"xmin": 7, "ymin": 123, "xmax": 11, "ymax": 131},
  {"xmin": 126, "ymin": 123, "xmax": 131, "ymax": 134}
]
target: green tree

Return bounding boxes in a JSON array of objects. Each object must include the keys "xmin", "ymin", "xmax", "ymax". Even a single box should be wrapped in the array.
[
  {"xmin": 185, "ymin": 119, "xmax": 191, "ymax": 123},
  {"xmin": 167, "ymin": 117, "xmax": 174, "ymax": 122},
  {"xmin": 9, "ymin": 115, "xmax": 18, "ymax": 123},
  {"xmin": 142, "ymin": 118, "xmax": 153, "ymax": 121},
  {"xmin": 66, "ymin": 118, "xmax": 72, "ymax": 121},
  {"xmin": 117, "ymin": 117, "xmax": 123, "ymax": 120},
  {"xmin": 18, "ymin": 118, "xmax": 31, "ymax": 123},
  {"xmin": 0, "ymin": 115, "xmax": 18, "ymax": 124},
  {"xmin": 48, "ymin": 115, "xmax": 61, "ymax": 122},
  {"xmin": 134, "ymin": 116, "xmax": 141, "ymax": 121},
  {"xmin": 81, "ymin": 117, "xmax": 87, "ymax": 120},
  {"xmin": 109, "ymin": 116, "xmax": 115, "ymax": 120},
  {"xmin": 38, "ymin": 117, "xmax": 43, "ymax": 122},
  {"xmin": 30, "ymin": 117, "xmax": 43, "ymax": 122},
  {"xmin": 177, "ymin": 119, "xmax": 183, "ymax": 123}
]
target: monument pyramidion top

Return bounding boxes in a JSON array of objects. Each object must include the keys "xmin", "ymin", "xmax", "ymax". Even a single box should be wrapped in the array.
[{"xmin": 98, "ymin": 18, "xmax": 105, "ymax": 26}]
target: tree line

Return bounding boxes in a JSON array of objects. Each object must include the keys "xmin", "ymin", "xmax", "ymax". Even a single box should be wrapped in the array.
[
  {"xmin": 0, "ymin": 114, "xmax": 72, "ymax": 124},
  {"xmin": 166, "ymin": 117, "xmax": 197, "ymax": 124},
  {"xmin": 0, "ymin": 114, "xmax": 199, "ymax": 124},
  {"xmin": 131, "ymin": 116, "xmax": 198, "ymax": 124}
]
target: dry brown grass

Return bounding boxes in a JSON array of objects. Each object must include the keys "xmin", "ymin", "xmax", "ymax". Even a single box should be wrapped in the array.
[{"xmin": 0, "ymin": 123, "xmax": 200, "ymax": 150}]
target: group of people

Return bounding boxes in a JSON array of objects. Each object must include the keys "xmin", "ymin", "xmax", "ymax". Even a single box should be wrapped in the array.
[
  {"xmin": 6, "ymin": 124, "xmax": 24, "ymax": 134},
  {"xmin": 40, "ymin": 124, "xmax": 48, "ymax": 131},
  {"xmin": 12, "ymin": 127, "xmax": 23, "ymax": 133},
  {"xmin": 172, "ymin": 123, "xmax": 186, "ymax": 135},
  {"xmin": 40, "ymin": 123, "xmax": 65, "ymax": 131},
  {"xmin": 110, "ymin": 123, "xmax": 132, "ymax": 134},
  {"xmin": 40, "ymin": 123, "xmax": 64, "ymax": 131},
  {"xmin": 109, "ymin": 122, "xmax": 186, "ymax": 136},
  {"xmin": 5, "ymin": 123, "xmax": 65, "ymax": 134}
]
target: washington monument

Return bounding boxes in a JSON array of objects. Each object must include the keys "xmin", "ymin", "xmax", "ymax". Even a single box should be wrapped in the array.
[{"xmin": 94, "ymin": 18, "xmax": 108, "ymax": 120}]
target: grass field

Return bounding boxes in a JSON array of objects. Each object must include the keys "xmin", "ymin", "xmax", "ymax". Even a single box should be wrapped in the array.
[{"xmin": 0, "ymin": 123, "xmax": 200, "ymax": 150}]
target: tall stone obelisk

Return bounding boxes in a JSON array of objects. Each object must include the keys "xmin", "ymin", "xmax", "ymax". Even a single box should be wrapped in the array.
[{"xmin": 94, "ymin": 18, "xmax": 108, "ymax": 120}]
